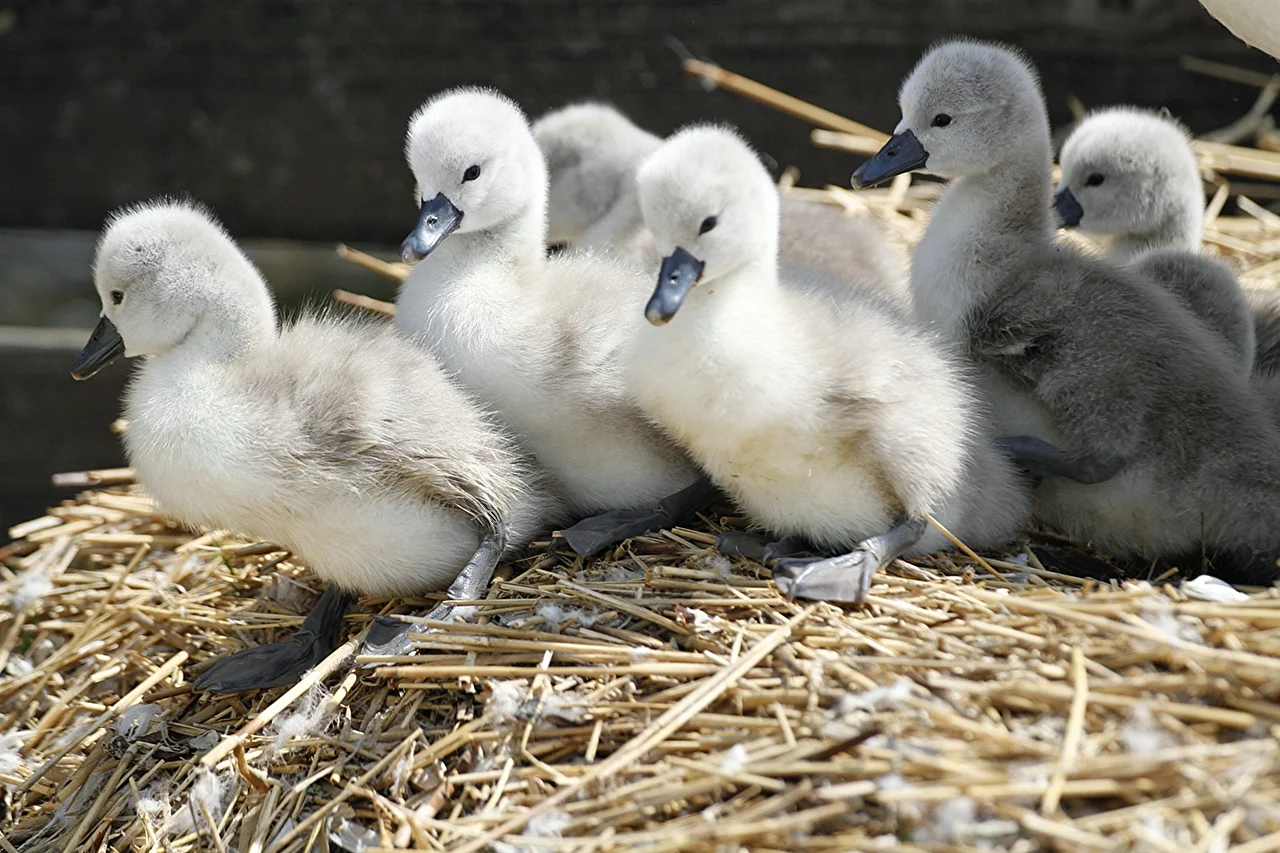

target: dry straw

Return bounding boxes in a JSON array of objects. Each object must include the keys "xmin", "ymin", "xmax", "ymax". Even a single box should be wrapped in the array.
[{"xmin": 4, "ymin": 57, "xmax": 1280, "ymax": 853}]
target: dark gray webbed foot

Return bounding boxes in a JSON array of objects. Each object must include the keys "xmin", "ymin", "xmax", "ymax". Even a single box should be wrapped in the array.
[
  {"xmin": 715, "ymin": 531, "xmax": 772, "ymax": 562},
  {"xmin": 561, "ymin": 476, "xmax": 722, "ymax": 557},
  {"xmin": 715, "ymin": 532, "xmax": 815, "ymax": 564},
  {"xmin": 362, "ymin": 599, "xmax": 468, "ymax": 658},
  {"xmin": 562, "ymin": 507, "xmax": 661, "ymax": 557},
  {"xmin": 363, "ymin": 615, "xmax": 417, "ymax": 658},
  {"xmin": 773, "ymin": 517, "xmax": 927, "ymax": 604},
  {"xmin": 360, "ymin": 525, "xmax": 504, "ymax": 660},
  {"xmin": 195, "ymin": 586, "xmax": 353, "ymax": 694},
  {"xmin": 998, "ymin": 435, "xmax": 1125, "ymax": 485}
]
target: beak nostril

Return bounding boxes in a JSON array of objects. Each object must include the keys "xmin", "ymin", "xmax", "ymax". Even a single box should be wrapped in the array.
[{"xmin": 426, "ymin": 215, "xmax": 438, "ymax": 226}]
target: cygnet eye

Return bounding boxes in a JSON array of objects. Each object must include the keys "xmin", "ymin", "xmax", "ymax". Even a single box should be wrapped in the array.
[
  {"xmin": 698, "ymin": 215, "xmax": 718, "ymax": 235},
  {"xmin": 462, "ymin": 164, "xmax": 481, "ymax": 183},
  {"xmin": 1085, "ymin": 172, "xmax": 1106, "ymax": 187},
  {"xmin": 110, "ymin": 290, "xmax": 124, "ymax": 306},
  {"xmin": 931, "ymin": 113, "xmax": 952, "ymax": 128}
]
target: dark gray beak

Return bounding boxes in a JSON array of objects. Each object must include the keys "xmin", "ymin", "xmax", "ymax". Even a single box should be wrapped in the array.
[
  {"xmin": 646, "ymin": 247, "xmax": 704, "ymax": 326},
  {"xmin": 400, "ymin": 193, "xmax": 463, "ymax": 263},
  {"xmin": 71, "ymin": 316, "xmax": 126, "ymax": 380},
  {"xmin": 851, "ymin": 129, "xmax": 929, "ymax": 188},
  {"xmin": 1052, "ymin": 185, "xmax": 1084, "ymax": 228}
]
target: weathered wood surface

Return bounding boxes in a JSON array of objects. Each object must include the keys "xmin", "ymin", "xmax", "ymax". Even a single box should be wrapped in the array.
[
  {"xmin": 0, "ymin": 328, "xmax": 128, "ymax": 534},
  {"xmin": 0, "ymin": 0, "xmax": 1274, "ymax": 243}
]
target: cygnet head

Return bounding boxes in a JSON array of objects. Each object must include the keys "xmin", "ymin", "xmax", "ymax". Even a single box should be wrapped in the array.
[
  {"xmin": 853, "ymin": 39, "xmax": 1048, "ymax": 186},
  {"xmin": 532, "ymin": 102, "xmax": 661, "ymax": 244},
  {"xmin": 1053, "ymin": 107, "xmax": 1203, "ymax": 242},
  {"xmin": 73, "ymin": 199, "xmax": 275, "ymax": 380},
  {"xmin": 400, "ymin": 87, "xmax": 546, "ymax": 263},
  {"xmin": 636, "ymin": 125, "xmax": 778, "ymax": 325}
]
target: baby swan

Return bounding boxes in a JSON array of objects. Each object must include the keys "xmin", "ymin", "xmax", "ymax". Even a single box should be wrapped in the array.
[
  {"xmin": 532, "ymin": 101, "xmax": 908, "ymax": 308},
  {"xmin": 396, "ymin": 88, "xmax": 711, "ymax": 556},
  {"xmin": 74, "ymin": 200, "xmax": 559, "ymax": 692},
  {"xmin": 1053, "ymin": 107, "xmax": 1254, "ymax": 374},
  {"xmin": 1055, "ymin": 107, "xmax": 1203, "ymax": 262},
  {"xmin": 534, "ymin": 102, "xmax": 659, "ymax": 255},
  {"xmin": 854, "ymin": 39, "xmax": 1280, "ymax": 580},
  {"xmin": 628, "ymin": 126, "xmax": 1029, "ymax": 602}
]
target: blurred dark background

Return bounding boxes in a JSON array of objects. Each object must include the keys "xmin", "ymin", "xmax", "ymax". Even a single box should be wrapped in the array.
[{"xmin": 1, "ymin": 0, "xmax": 1276, "ymax": 531}]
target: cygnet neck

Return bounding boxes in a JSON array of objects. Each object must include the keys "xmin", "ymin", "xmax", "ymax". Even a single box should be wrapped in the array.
[
  {"xmin": 698, "ymin": 254, "xmax": 779, "ymax": 306},
  {"xmin": 167, "ymin": 284, "xmax": 277, "ymax": 366},
  {"xmin": 441, "ymin": 188, "xmax": 549, "ymax": 274},
  {"xmin": 948, "ymin": 135, "xmax": 1055, "ymax": 244},
  {"xmin": 1109, "ymin": 204, "xmax": 1203, "ymax": 261}
]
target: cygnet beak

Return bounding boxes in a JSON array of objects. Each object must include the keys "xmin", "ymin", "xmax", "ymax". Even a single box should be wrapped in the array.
[
  {"xmin": 852, "ymin": 129, "xmax": 929, "ymax": 188},
  {"xmin": 71, "ymin": 315, "xmax": 126, "ymax": 380},
  {"xmin": 646, "ymin": 247, "xmax": 704, "ymax": 326},
  {"xmin": 1052, "ymin": 185, "xmax": 1084, "ymax": 228},
  {"xmin": 400, "ymin": 193, "xmax": 463, "ymax": 263}
]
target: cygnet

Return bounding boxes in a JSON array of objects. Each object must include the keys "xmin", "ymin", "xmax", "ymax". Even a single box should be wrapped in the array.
[
  {"xmin": 1053, "ymin": 106, "xmax": 1254, "ymax": 375},
  {"xmin": 1055, "ymin": 107, "xmax": 1203, "ymax": 262},
  {"xmin": 396, "ymin": 88, "xmax": 713, "ymax": 557},
  {"xmin": 534, "ymin": 101, "xmax": 659, "ymax": 256},
  {"xmin": 532, "ymin": 101, "xmax": 909, "ymax": 309},
  {"xmin": 853, "ymin": 39, "xmax": 1280, "ymax": 581},
  {"xmin": 627, "ymin": 125, "xmax": 1031, "ymax": 602},
  {"xmin": 73, "ymin": 200, "xmax": 562, "ymax": 692}
]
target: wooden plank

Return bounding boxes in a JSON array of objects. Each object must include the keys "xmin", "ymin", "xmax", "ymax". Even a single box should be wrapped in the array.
[{"xmin": 0, "ymin": 0, "xmax": 1273, "ymax": 242}]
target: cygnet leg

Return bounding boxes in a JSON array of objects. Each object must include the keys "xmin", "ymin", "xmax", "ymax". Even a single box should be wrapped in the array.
[
  {"xmin": 997, "ymin": 435, "xmax": 1125, "ymax": 485},
  {"xmin": 773, "ymin": 517, "xmax": 928, "ymax": 604},
  {"xmin": 362, "ymin": 526, "xmax": 507, "ymax": 659},
  {"xmin": 194, "ymin": 585, "xmax": 354, "ymax": 694},
  {"xmin": 715, "ymin": 532, "xmax": 815, "ymax": 564},
  {"xmin": 560, "ymin": 475, "xmax": 722, "ymax": 557}
]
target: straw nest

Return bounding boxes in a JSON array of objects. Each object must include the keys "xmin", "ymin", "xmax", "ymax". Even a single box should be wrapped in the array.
[{"xmin": 7, "ymin": 57, "xmax": 1280, "ymax": 853}]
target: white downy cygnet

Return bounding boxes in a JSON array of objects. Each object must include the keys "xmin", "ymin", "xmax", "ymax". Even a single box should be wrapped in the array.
[
  {"xmin": 853, "ymin": 39, "xmax": 1280, "ymax": 582},
  {"xmin": 73, "ymin": 200, "xmax": 562, "ymax": 692},
  {"xmin": 532, "ymin": 101, "xmax": 909, "ymax": 309},
  {"xmin": 396, "ymin": 88, "xmax": 711, "ymax": 556},
  {"xmin": 627, "ymin": 125, "xmax": 1030, "ymax": 602},
  {"xmin": 1053, "ymin": 107, "xmax": 1254, "ymax": 375},
  {"xmin": 534, "ymin": 102, "xmax": 659, "ymax": 256}
]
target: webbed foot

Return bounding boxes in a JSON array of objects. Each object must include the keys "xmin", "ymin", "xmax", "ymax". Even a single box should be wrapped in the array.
[
  {"xmin": 363, "ymin": 615, "xmax": 417, "ymax": 658},
  {"xmin": 194, "ymin": 586, "xmax": 353, "ymax": 694},
  {"xmin": 561, "ymin": 475, "xmax": 721, "ymax": 557},
  {"xmin": 715, "ymin": 531, "xmax": 815, "ymax": 564},
  {"xmin": 561, "ymin": 507, "xmax": 662, "ymax": 557},
  {"xmin": 774, "ymin": 550, "xmax": 879, "ymax": 603},
  {"xmin": 772, "ymin": 517, "xmax": 927, "ymax": 604},
  {"xmin": 359, "ymin": 525, "xmax": 505, "ymax": 659}
]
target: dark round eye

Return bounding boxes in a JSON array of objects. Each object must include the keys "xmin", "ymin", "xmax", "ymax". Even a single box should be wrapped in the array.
[
  {"xmin": 931, "ymin": 113, "xmax": 952, "ymax": 128},
  {"xmin": 110, "ymin": 290, "xmax": 124, "ymax": 305},
  {"xmin": 462, "ymin": 164, "xmax": 481, "ymax": 182},
  {"xmin": 1085, "ymin": 172, "xmax": 1106, "ymax": 187},
  {"xmin": 698, "ymin": 215, "xmax": 718, "ymax": 235}
]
